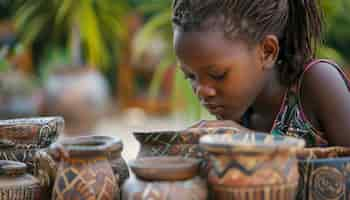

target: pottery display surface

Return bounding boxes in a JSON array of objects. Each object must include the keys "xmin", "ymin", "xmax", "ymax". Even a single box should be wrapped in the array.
[
  {"xmin": 0, "ymin": 117, "xmax": 64, "ymax": 173},
  {"xmin": 297, "ymin": 147, "xmax": 350, "ymax": 200},
  {"xmin": 200, "ymin": 133, "xmax": 305, "ymax": 200},
  {"xmin": 50, "ymin": 135, "xmax": 119, "ymax": 200},
  {"xmin": 122, "ymin": 156, "xmax": 208, "ymax": 200},
  {"xmin": 0, "ymin": 160, "xmax": 41, "ymax": 200}
]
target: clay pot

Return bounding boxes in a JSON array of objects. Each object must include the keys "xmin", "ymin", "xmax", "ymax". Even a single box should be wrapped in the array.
[
  {"xmin": 49, "ymin": 135, "xmax": 123, "ymax": 200},
  {"xmin": 134, "ymin": 127, "xmax": 238, "ymax": 158},
  {"xmin": 200, "ymin": 133, "xmax": 305, "ymax": 200},
  {"xmin": 297, "ymin": 147, "xmax": 350, "ymax": 200},
  {"xmin": 0, "ymin": 117, "xmax": 64, "ymax": 173},
  {"xmin": 43, "ymin": 67, "xmax": 110, "ymax": 135},
  {"xmin": 34, "ymin": 136, "xmax": 129, "ymax": 199},
  {"xmin": 0, "ymin": 160, "xmax": 41, "ymax": 200},
  {"xmin": 134, "ymin": 127, "xmax": 237, "ymax": 176},
  {"xmin": 122, "ymin": 156, "xmax": 208, "ymax": 200}
]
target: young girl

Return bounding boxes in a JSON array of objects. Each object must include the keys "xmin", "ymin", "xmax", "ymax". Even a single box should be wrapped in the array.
[{"xmin": 172, "ymin": 0, "xmax": 350, "ymax": 147}]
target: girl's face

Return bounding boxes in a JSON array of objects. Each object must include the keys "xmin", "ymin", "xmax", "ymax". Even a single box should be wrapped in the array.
[{"xmin": 173, "ymin": 28, "xmax": 272, "ymax": 121}]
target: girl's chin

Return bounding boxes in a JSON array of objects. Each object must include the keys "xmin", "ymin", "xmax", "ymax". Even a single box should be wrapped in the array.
[{"xmin": 213, "ymin": 110, "xmax": 245, "ymax": 121}]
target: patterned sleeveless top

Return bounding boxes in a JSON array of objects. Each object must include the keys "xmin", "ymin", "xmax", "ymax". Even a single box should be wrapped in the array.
[{"xmin": 270, "ymin": 59, "xmax": 350, "ymax": 147}]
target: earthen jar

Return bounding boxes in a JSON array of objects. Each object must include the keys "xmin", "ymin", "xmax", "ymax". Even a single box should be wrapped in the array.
[
  {"xmin": 200, "ymin": 133, "xmax": 305, "ymax": 200},
  {"xmin": 0, "ymin": 117, "xmax": 64, "ymax": 173},
  {"xmin": 122, "ymin": 156, "xmax": 208, "ymax": 200},
  {"xmin": 297, "ymin": 146, "xmax": 350, "ymax": 200},
  {"xmin": 0, "ymin": 160, "xmax": 41, "ymax": 200},
  {"xmin": 134, "ymin": 127, "xmax": 237, "ymax": 173},
  {"xmin": 51, "ymin": 136, "xmax": 118, "ymax": 200}
]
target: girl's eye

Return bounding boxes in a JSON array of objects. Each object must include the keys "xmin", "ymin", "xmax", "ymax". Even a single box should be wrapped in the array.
[
  {"xmin": 184, "ymin": 73, "xmax": 196, "ymax": 80},
  {"xmin": 209, "ymin": 71, "xmax": 227, "ymax": 81}
]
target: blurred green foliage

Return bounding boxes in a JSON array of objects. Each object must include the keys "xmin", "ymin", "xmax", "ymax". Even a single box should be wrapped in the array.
[{"xmin": 13, "ymin": 0, "xmax": 130, "ymax": 69}]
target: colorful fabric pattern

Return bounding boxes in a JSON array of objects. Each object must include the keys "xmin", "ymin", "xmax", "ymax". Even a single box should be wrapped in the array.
[{"xmin": 271, "ymin": 59, "xmax": 349, "ymax": 147}]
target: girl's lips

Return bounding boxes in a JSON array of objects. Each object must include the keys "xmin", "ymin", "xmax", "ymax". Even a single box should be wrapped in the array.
[{"xmin": 204, "ymin": 104, "xmax": 225, "ymax": 115}]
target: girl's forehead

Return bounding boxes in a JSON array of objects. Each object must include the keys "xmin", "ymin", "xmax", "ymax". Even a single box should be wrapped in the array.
[{"xmin": 174, "ymin": 28, "xmax": 249, "ymax": 58}]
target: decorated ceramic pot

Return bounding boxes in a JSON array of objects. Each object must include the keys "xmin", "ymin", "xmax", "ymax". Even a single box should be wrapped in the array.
[
  {"xmin": 51, "ymin": 136, "xmax": 118, "ymax": 200},
  {"xmin": 122, "ymin": 156, "xmax": 208, "ymax": 200},
  {"xmin": 200, "ymin": 133, "xmax": 305, "ymax": 200},
  {"xmin": 134, "ymin": 127, "xmax": 238, "ymax": 158},
  {"xmin": 0, "ymin": 160, "xmax": 41, "ymax": 200},
  {"xmin": 297, "ymin": 146, "xmax": 350, "ymax": 200},
  {"xmin": 0, "ymin": 117, "xmax": 64, "ymax": 173}
]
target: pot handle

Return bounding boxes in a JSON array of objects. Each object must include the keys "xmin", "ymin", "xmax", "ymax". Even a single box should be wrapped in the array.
[{"xmin": 47, "ymin": 142, "xmax": 70, "ymax": 161}]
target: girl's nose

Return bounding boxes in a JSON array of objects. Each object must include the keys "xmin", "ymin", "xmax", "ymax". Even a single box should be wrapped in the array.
[{"xmin": 195, "ymin": 85, "xmax": 216, "ymax": 99}]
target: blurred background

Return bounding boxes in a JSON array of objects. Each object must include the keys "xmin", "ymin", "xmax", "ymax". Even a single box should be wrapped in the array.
[{"xmin": 0, "ymin": 0, "xmax": 349, "ymax": 159}]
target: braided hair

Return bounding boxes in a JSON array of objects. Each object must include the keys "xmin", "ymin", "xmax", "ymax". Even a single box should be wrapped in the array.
[{"xmin": 172, "ymin": 0, "xmax": 324, "ymax": 86}]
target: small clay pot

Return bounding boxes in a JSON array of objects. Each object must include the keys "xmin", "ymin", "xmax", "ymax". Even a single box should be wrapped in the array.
[
  {"xmin": 0, "ymin": 117, "xmax": 64, "ymax": 173},
  {"xmin": 122, "ymin": 156, "xmax": 208, "ymax": 200},
  {"xmin": 51, "ymin": 136, "xmax": 118, "ymax": 200},
  {"xmin": 0, "ymin": 160, "xmax": 41, "ymax": 200},
  {"xmin": 297, "ymin": 147, "xmax": 350, "ymax": 200},
  {"xmin": 200, "ymin": 133, "xmax": 305, "ymax": 200}
]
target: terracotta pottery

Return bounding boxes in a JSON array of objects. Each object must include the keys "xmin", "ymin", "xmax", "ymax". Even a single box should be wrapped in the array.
[
  {"xmin": 0, "ymin": 117, "xmax": 64, "ymax": 173},
  {"xmin": 43, "ymin": 67, "xmax": 110, "ymax": 135},
  {"xmin": 297, "ymin": 146, "xmax": 350, "ymax": 200},
  {"xmin": 134, "ymin": 127, "xmax": 238, "ymax": 176},
  {"xmin": 0, "ymin": 160, "xmax": 41, "ymax": 200},
  {"xmin": 34, "ymin": 135, "xmax": 128, "ymax": 199},
  {"xmin": 122, "ymin": 156, "xmax": 208, "ymax": 200},
  {"xmin": 134, "ymin": 127, "xmax": 238, "ymax": 158},
  {"xmin": 50, "ymin": 136, "xmax": 119, "ymax": 200},
  {"xmin": 200, "ymin": 133, "xmax": 305, "ymax": 200}
]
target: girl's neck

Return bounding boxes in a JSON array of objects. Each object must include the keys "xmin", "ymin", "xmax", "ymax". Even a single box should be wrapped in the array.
[{"xmin": 252, "ymin": 69, "xmax": 287, "ymax": 117}]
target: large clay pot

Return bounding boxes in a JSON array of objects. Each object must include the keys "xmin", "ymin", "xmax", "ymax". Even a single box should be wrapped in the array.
[
  {"xmin": 0, "ymin": 117, "xmax": 64, "ymax": 173},
  {"xmin": 34, "ymin": 135, "xmax": 128, "ymax": 198},
  {"xmin": 122, "ymin": 156, "xmax": 208, "ymax": 200},
  {"xmin": 200, "ymin": 133, "xmax": 305, "ymax": 200},
  {"xmin": 43, "ymin": 67, "xmax": 110, "ymax": 135},
  {"xmin": 297, "ymin": 147, "xmax": 350, "ymax": 200},
  {"xmin": 50, "ymin": 136, "xmax": 120, "ymax": 200},
  {"xmin": 0, "ymin": 160, "xmax": 41, "ymax": 200}
]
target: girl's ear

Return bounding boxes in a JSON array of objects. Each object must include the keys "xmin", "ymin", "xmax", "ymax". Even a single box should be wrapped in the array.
[{"xmin": 259, "ymin": 34, "xmax": 280, "ymax": 70}]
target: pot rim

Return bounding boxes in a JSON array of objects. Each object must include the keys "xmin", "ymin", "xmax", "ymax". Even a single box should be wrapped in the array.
[
  {"xmin": 129, "ymin": 156, "xmax": 200, "ymax": 181},
  {"xmin": 0, "ymin": 116, "xmax": 64, "ymax": 148},
  {"xmin": 297, "ymin": 146, "xmax": 350, "ymax": 160},
  {"xmin": 57, "ymin": 135, "xmax": 122, "ymax": 156},
  {"xmin": 133, "ymin": 127, "xmax": 238, "ymax": 145},
  {"xmin": 200, "ymin": 133, "xmax": 305, "ymax": 154},
  {"xmin": 0, "ymin": 160, "xmax": 27, "ymax": 176},
  {"xmin": 0, "ymin": 116, "xmax": 64, "ymax": 127}
]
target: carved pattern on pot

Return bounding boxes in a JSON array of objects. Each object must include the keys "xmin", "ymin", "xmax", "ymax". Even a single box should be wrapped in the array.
[
  {"xmin": 310, "ymin": 166, "xmax": 345, "ymax": 199},
  {"xmin": 38, "ymin": 135, "xmax": 126, "ymax": 200},
  {"xmin": 297, "ymin": 147, "xmax": 350, "ymax": 200},
  {"xmin": 0, "ymin": 117, "xmax": 64, "ymax": 173},
  {"xmin": 0, "ymin": 160, "xmax": 41, "ymax": 200},
  {"xmin": 134, "ymin": 127, "xmax": 238, "ymax": 158},
  {"xmin": 52, "ymin": 156, "xmax": 117, "ymax": 200},
  {"xmin": 200, "ymin": 133, "xmax": 305, "ymax": 200}
]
